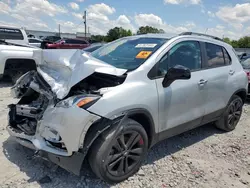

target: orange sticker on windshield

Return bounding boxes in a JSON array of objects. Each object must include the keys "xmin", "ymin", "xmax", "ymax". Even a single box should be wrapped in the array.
[{"xmin": 136, "ymin": 51, "xmax": 152, "ymax": 59}]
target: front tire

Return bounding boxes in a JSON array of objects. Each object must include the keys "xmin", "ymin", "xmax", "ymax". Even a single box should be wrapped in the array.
[
  {"xmin": 88, "ymin": 118, "xmax": 148, "ymax": 183},
  {"xmin": 215, "ymin": 95, "xmax": 243, "ymax": 131}
]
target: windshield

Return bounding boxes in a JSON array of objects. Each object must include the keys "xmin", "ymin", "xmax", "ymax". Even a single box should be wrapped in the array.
[
  {"xmin": 91, "ymin": 37, "xmax": 167, "ymax": 70},
  {"xmin": 241, "ymin": 58, "xmax": 250, "ymax": 69},
  {"xmin": 83, "ymin": 43, "xmax": 104, "ymax": 52}
]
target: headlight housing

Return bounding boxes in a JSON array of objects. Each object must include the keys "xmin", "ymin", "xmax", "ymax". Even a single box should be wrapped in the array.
[{"xmin": 56, "ymin": 95, "xmax": 100, "ymax": 109}]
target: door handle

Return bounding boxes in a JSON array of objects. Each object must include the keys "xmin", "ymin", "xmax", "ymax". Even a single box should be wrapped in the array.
[
  {"xmin": 198, "ymin": 79, "xmax": 208, "ymax": 85},
  {"xmin": 229, "ymin": 70, "xmax": 235, "ymax": 75}
]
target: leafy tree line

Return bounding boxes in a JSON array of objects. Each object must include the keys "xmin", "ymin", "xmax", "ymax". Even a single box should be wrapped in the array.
[
  {"xmin": 223, "ymin": 37, "xmax": 250, "ymax": 48},
  {"xmin": 90, "ymin": 26, "xmax": 164, "ymax": 43},
  {"xmin": 91, "ymin": 26, "xmax": 250, "ymax": 48}
]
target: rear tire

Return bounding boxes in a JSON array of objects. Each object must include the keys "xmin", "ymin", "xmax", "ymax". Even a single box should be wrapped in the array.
[
  {"xmin": 88, "ymin": 118, "xmax": 148, "ymax": 183},
  {"xmin": 215, "ymin": 95, "xmax": 243, "ymax": 132}
]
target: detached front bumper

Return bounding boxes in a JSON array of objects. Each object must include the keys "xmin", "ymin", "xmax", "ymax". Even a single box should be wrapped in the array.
[
  {"xmin": 7, "ymin": 104, "xmax": 101, "ymax": 175},
  {"xmin": 8, "ymin": 104, "xmax": 101, "ymax": 156},
  {"xmin": 7, "ymin": 128, "xmax": 85, "ymax": 175}
]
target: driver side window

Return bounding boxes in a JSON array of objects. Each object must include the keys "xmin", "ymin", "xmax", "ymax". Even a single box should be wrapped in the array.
[{"xmin": 158, "ymin": 41, "xmax": 201, "ymax": 76}]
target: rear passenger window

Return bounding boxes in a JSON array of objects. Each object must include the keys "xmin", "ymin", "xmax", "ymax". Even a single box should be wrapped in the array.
[
  {"xmin": 223, "ymin": 48, "xmax": 231, "ymax": 65},
  {"xmin": 206, "ymin": 43, "xmax": 225, "ymax": 68},
  {"xmin": 0, "ymin": 28, "xmax": 24, "ymax": 40}
]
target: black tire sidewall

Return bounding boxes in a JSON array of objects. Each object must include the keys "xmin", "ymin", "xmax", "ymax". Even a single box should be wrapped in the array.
[
  {"xmin": 89, "ymin": 119, "xmax": 148, "ymax": 183},
  {"xmin": 223, "ymin": 95, "xmax": 243, "ymax": 131}
]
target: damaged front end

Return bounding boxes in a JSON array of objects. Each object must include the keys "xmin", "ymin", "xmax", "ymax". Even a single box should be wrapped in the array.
[{"xmin": 7, "ymin": 49, "xmax": 128, "ymax": 175}]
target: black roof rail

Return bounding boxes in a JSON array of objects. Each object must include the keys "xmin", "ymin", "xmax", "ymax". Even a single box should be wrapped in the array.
[{"xmin": 179, "ymin": 32, "xmax": 224, "ymax": 42}]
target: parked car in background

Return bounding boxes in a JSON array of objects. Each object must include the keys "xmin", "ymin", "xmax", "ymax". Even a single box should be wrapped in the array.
[
  {"xmin": 46, "ymin": 38, "xmax": 90, "ymax": 49},
  {"xmin": 241, "ymin": 58, "xmax": 250, "ymax": 95},
  {"xmin": 40, "ymin": 35, "xmax": 61, "ymax": 49},
  {"xmin": 28, "ymin": 38, "xmax": 42, "ymax": 48},
  {"xmin": 236, "ymin": 52, "xmax": 249, "ymax": 62},
  {"xmin": 82, "ymin": 42, "xmax": 105, "ymax": 53},
  {"xmin": 7, "ymin": 32, "xmax": 248, "ymax": 183},
  {"xmin": 241, "ymin": 55, "xmax": 250, "ymax": 62},
  {"xmin": 0, "ymin": 40, "xmax": 38, "ymax": 83},
  {"xmin": 41, "ymin": 35, "xmax": 61, "ymax": 42},
  {"xmin": 0, "ymin": 25, "xmax": 28, "ymax": 45},
  {"xmin": 27, "ymin": 34, "xmax": 35, "ymax": 38}
]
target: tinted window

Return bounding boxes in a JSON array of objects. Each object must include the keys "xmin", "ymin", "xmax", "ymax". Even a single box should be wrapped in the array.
[
  {"xmin": 158, "ymin": 41, "xmax": 201, "ymax": 76},
  {"xmin": 68, "ymin": 39, "xmax": 87, "ymax": 44},
  {"xmin": 52, "ymin": 36, "xmax": 61, "ymax": 41},
  {"xmin": 92, "ymin": 37, "xmax": 167, "ymax": 70},
  {"xmin": 0, "ymin": 28, "xmax": 24, "ymax": 40},
  {"xmin": 83, "ymin": 45, "xmax": 103, "ymax": 52},
  {"xmin": 65, "ymin": 39, "xmax": 74, "ymax": 44},
  {"xmin": 75, "ymin": 40, "xmax": 87, "ymax": 44},
  {"xmin": 206, "ymin": 43, "xmax": 224, "ymax": 68},
  {"xmin": 223, "ymin": 48, "xmax": 231, "ymax": 65},
  {"xmin": 28, "ymin": 39, "xmax": 40, "ymax": 43}
]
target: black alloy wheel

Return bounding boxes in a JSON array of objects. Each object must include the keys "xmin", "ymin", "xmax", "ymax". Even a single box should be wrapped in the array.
[
  {"xmin": 106, "ymin": 131, "xmax": 145, "ymax": 177},
  {"xmin": 215, "ymin": 95, "xmax": 243, "ymax": 131},
  {"xmin": 88, "ymin": 118, "xmax": 148, "ymax": 183},
  {"xmin": 227, "ymin": 98, "xmax": 242, "ymax": 129}
]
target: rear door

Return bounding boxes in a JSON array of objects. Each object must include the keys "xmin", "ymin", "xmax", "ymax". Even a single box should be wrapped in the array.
[{"xmin": 200, "ymin": 42, "xmax": 231, "ymax": 123}]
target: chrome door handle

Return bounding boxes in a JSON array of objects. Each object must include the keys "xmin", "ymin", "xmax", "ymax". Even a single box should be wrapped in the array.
[
  {"xmin": 229, "ymin": 70, "xmax": 235, "ymax": 75},
  {"xmin": 198, "ymin": 79, "xmax": 208, "ymax": 85}
]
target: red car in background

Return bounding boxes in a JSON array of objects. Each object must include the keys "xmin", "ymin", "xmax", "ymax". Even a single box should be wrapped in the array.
[{"xmin": 46, "ymin": 38, "xmax": 90, "ymax": 49}]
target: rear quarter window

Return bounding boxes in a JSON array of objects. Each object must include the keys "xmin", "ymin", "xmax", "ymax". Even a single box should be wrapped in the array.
[
  {"xmin": 0, "ymin": 28, "xmax": 24, "ymax": 40},
  {"xmin": 222, "ymin": 48, "xmax": 231, "ymax": 65}
]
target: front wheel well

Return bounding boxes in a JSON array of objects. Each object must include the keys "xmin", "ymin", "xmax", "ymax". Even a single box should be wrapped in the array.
[
  {"xmin": 128, "ymin": 113, "xmax": 155, "ymax": 148},
  {"xmin": 234, "ymin": 90, "xmax": 247, "ymax": 103}
]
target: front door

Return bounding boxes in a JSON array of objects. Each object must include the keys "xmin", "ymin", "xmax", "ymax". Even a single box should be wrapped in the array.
[{"xmin": 154, "ymin": 40, "xmax": 206, "ymax": 136}]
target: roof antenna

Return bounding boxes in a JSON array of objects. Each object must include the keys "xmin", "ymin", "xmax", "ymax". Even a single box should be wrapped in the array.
[{"xmin": 205, "ymin": 28, "xmax": 208, "ymax": 34}]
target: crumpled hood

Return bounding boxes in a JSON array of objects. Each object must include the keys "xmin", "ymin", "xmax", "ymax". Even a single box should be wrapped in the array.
[{"xmin": 33, "ymin": 49, "xmax": 127, "ymax": 99}]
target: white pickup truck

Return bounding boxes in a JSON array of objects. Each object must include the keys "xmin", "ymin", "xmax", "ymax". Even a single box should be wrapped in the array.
[
  {"xmin": 0, "ymin": 41, "xmax": 39, "ymax": 83},
  {"xmin": 0, "ymin": 26, "xmax": 39, "ymax": 83}
]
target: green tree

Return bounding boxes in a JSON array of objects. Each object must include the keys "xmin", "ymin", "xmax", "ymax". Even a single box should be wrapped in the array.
[
  {"xmin": 90, "ymin": 35, "xmax": 106, "ymax": 43},
  {"xmin": 231, "ymin": 40, "xmax": 239, "ymax": 48},
  {"xmin": 106, "ymin": 27, "xmax": 132, "ymax": 42},
  {"xmin": 223, "ymin": 37, "xmax": 231, "ymax": 45},
  {"xmin": 237, "ymin": 36, "xmax": 250, "ymax": 48},
  {"xmin": 137, "ymin": 26, "xmax": 164, "ymax": 34},
  {"xmin": 223, "ymin": 36, "xmax": 250, "ymax": 48}
]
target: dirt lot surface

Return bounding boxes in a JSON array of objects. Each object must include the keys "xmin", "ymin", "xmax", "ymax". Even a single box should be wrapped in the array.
[{"xmin": 0, "ymin": 81, "xmax": 250, "ymax": 188}]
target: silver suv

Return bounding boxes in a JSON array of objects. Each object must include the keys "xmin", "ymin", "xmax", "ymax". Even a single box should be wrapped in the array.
[{"xmin": 7, "ymin": 32, "xmax": 248, "ymax": 183}]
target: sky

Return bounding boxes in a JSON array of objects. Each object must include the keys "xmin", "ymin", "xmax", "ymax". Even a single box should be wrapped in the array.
[{"xmin": 0, "ymin": 0, "xmax": 250, "ymax": 39}]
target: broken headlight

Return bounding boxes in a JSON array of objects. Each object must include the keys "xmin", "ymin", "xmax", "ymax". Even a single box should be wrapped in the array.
[{"xmin": 56, "ymin": 95, "xmax": 100, "ymax": 109}]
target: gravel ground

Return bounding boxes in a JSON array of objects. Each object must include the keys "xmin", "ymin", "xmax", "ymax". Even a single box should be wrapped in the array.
[{"xmin": 0, "ymin": 81, "xmax": 250, "ymax": 188}]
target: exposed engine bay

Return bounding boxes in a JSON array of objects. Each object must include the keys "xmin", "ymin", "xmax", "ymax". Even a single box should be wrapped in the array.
[
  {"xmin": 8, "ymin": 49, "xmax": 127, "ymax": 137},
  {"xmin": 68, "ymin": 72, "xmax": 126, "ymax": 96},
  {"xmin": 6, "ymin": 49, "xmax": 128, "ymax": 175},
  {"xmin": 9, "ymin": 70, "xmax": 126, "ymax": 136}
]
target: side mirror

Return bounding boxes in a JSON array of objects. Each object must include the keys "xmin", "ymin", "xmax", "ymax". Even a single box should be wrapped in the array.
[{"xmin": 162, "ymin": 65, "xmax": 191, "ymax": 87}]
